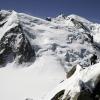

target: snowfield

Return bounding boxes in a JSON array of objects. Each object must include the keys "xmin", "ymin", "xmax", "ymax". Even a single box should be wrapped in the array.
[
  {"xmin": 0, "ymin": 10, "xmax": 100, "ymax": 100},
  {"xmin": 0, "ymin": 55, "xmax": 66, "ymax": 100}
]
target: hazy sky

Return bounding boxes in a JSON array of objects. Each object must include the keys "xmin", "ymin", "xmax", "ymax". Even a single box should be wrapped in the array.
[{"xmin": 0, "ymin": 0, "xmax": 100, "ymax": 22}]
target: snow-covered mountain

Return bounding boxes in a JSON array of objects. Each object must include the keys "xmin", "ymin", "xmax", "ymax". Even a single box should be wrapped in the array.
[{"xmin": 0, "ymin": 10, "xmax": 100, "ymax": 100}]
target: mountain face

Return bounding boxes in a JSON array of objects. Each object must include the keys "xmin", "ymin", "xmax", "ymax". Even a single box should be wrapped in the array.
[
  {"xmin": 0, "ymin": 10, "xmax": 99, "ymax": 68},
  {"xmin": 0, "ymin": 10, "xmax": 35, "ymax": 66},
  {"xmin": 0, "ymin": 10, "xmax": 100, "ymax": 100},
  {"xmin": 0, "ymin": 24, "xmax": 35, "ymax": 65}
]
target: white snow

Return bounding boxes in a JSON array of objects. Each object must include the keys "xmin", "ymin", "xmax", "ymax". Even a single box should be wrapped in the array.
[{"xmin": 0, "ymin": 54, "xmax": 66, "ymax": 100}]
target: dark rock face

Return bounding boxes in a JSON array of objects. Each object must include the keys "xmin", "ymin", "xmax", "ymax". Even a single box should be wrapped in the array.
[
  {"xmin": 77, "ymin": 91, "xmax": 93, "ymax": 100},
  {"xmin": 67, "ymin": 66, "xmax": 76, "ymax": 78},
  {"xmin": 0, "ymin": 24, "xmax": 35, "ymax": 66},
  {"xmin": 0, "ymin": 13, "xmax": 7, "ymax": 21},
  {"xmin": 71, "ymin": 18, "xmax": 90, "ymax": 32},
  {"xmin": 92, "ymin": 81, "xmax": 100, "ymax": 100},
  {"xmin": 77, "ymin": 80, "xmax": 100, "ymax": 100},
  {"xmin": 51, "ymin": 90, "xmax": 65, "ymax": 100},
  {"xmin": 46, "ymin": 17, "xmax": 52, "ymax": 21}
]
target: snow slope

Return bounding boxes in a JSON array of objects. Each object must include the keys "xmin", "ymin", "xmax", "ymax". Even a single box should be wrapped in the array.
[
  {"xmin": 45, "ymin": 63, "xmax": 100, "ymax": 100},
  {"xmin": 0, "ymin": 10, "xmax": 99, "ymax": 100},
  {"xmin": 0, "ymin": 54, "xmax": 66, "ymax": 100}
]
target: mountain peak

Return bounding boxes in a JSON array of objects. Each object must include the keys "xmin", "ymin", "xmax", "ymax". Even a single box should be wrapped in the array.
[
  {"xmin": 67, "ymin": 14, "xmax": 91, "ymax": 23},
  {"xmin": 55, "ymin": 13, "xmax": 91, "ymax": 24},
  {"xmin": 56, "ymin": 13, "xmax": 66, "ymax": 19}
]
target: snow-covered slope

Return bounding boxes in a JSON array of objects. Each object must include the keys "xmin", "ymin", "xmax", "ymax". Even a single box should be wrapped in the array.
[
  {"xmin": 0, "ymin": 10, "xmax": 100, "ymax": 100},
  {"xmin": 45, "ymin": 63, "xmax": 100, "ymax": 100}
]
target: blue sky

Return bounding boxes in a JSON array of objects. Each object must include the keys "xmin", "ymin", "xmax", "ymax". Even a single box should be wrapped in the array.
[{"xmin": 0, "ymin": 0, "xmax": 100, "ymax": 22}]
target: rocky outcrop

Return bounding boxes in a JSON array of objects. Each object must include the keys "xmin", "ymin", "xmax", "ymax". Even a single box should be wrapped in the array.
[{"xmin": 0, "ymin": 24, "xmax": 35, "ymax": 66}]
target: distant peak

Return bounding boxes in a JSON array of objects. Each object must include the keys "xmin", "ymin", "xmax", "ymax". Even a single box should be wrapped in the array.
[
  {"xmin": 67, "ymin": 14, "xmax": 81, "ymax": 17},
  {"xmin": 55, "ymin": 13, "xmax": 91, "ymax": 24},
  {"xmin": 67, "ymin": 14, "xmax": 91, "ymax": 23},
  {"xmin": 56, "ymin": 13, "xmax": 67, "ymax": 19},
  {"xmin": 67, "ymin": 14, "xmax": 84, "ymax": 20},
  {"xmin": 56, "ymin": 13, "xmax": 81, "ymax": 19}
]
